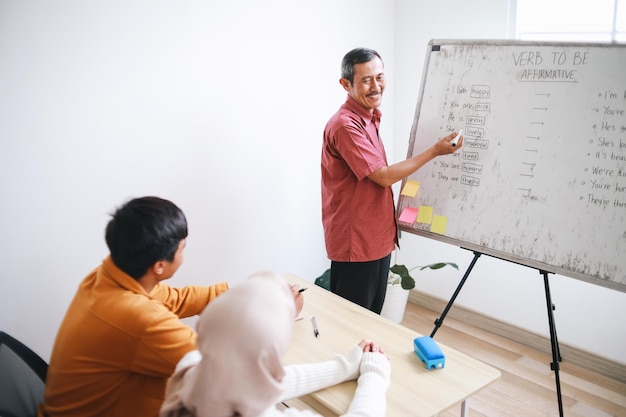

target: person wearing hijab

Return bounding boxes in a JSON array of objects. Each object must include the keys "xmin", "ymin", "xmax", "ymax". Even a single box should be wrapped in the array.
[{"xmin": 160, "ymin": 271, "xmax": 391, "ymax": 417}]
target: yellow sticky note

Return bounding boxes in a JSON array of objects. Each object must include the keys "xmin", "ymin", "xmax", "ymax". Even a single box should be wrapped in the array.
[
  {"xmin": 416, "ymin": 205, "xmax": 433, "ymax": 224},
  {"xmin": 401, "ymin": 180, "xmax": 420, "ymax": 197},
  {"xmin": 430, "ymin": 215, "xmax": 448, "ymax": 234}
]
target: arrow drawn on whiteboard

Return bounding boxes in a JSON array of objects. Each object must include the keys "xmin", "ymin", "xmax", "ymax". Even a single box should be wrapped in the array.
[
  {"xmin": 520, "ymin": 173, "xmax": 534, "ymax": 178},
  {"xmin": 522, "ymin": 162, "xmax": 536, "ymax": 170},
  {"xmin": 531, "ymin": 121, "xmax": 544, "ymax": 125},
  {"xmin": 534, "ymin": 93, "xmax": 551, "ymax": 97},
  {"xmin": 533, "ymin": 107, "xmax": 548, "ymax": 111},
  {"xmin": 527, "ymin": 136, "xmax": 540, "ymax": 140},
  {"xmin": 525, "ymin": 149, "xmax": 538, "ymax": 153}
]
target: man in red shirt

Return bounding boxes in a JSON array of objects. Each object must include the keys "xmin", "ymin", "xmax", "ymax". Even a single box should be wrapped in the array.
[{"xmin": 321, "ymin": 47, "xmax": 461, "ymax": 313}]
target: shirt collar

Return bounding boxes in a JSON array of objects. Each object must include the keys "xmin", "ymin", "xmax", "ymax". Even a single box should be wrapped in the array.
[
  {"xmin": 101, "ymin": 255, "xmax": 150, "ymax": 295},
  {"xmin": 344, "ymin": 95, "xmax": 382, "ymax": 127}
]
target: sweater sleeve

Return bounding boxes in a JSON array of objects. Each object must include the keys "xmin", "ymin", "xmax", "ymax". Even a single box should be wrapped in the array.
[
  {"xmin": 278, "ymin": 346, "xmax": 362, "ymax": 402},
  {"xmin": 341, "ymin": 352, "xmax": 391, "ymax": 417},
  {"xmin": 160, "ymin": 351, "xmax": 201, "ymax": 417},
  {"xmin": 151, "ymin": 282, "xmax": 229, "ymax": 318}
]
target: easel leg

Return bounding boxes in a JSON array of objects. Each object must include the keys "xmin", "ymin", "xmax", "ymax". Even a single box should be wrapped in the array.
[
  {"xmin": 430, "ymin": 251, "xmax": 482, "ymax": 337},
  {"xmin": 542, "ymin": 270, "xmax": 564, "ymax": 417}
]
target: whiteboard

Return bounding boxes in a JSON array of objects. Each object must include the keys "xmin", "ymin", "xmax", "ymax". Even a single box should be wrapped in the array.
[{"xmin": 397, "ymin": 40, "xmax": 626, "ymax": 292}]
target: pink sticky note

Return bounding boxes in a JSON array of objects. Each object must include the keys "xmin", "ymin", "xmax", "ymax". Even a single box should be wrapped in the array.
[{"xmin": 398, "ymin": 207, "xmax": 419, "ymax": 224}]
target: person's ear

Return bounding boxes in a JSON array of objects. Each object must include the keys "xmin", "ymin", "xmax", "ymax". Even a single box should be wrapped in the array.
[
  {"xmin": 339, "ymin": 78, "xmax": 351, "ymax": 92},
  {"xmin": 152, "ymin": 261, "xmax": 164, "ymax": 276}
]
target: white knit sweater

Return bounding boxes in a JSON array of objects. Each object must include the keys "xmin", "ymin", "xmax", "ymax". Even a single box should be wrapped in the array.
[
  {"xmin": 276, "ymin": 346, "xmax": 391, "ymax": 417},
  {"xmin": 169, "ymin": 345, "xmax": 390, "ymax": 417}
]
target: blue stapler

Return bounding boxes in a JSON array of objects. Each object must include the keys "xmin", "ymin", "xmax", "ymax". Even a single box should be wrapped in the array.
[{"xmin": 413, "ymin": 336, "xmax": 445, "ymax": 370}]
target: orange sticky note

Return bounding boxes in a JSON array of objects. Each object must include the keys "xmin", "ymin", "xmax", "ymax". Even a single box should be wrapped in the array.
[
  {"xmin": 416, "ymin": 206, "xmax": 433, "ymax": 224},
  {"xmin": 398, "ymin": 207, "xmax": 418, "ymax": 224},
  {"xmin": 430, "ymin": 215, "xmax": 448, "ymax": 234},
  {"xmin": 401, "ymin": 180, "xmax": 420, "ymax": 197}
]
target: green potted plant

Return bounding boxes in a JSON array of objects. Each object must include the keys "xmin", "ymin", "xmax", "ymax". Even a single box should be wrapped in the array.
[
  {"xmin": 315, "ymin": 259, "xmax": 458, "ymax": 323},
  {"xmin": 388, "ymin": 262, "xmax": 458, "ymax": 290},
  {"xmin": 381, "ymin": 261, "xmax": 458, "ymax": 323}
]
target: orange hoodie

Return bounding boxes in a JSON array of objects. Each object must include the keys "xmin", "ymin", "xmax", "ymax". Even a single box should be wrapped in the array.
[{"xmin": 38, "ymin": 256, "xmax": 228, "ymax": 417}]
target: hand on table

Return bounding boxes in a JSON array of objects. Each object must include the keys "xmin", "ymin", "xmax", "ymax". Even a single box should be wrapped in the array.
[
  {"xmin": 357, "ymin": 339, "xmax": 389, "ymax": 359},
  {"xmin": 289, "ymin": 284, "xmax": 305, "ymax": 318}
]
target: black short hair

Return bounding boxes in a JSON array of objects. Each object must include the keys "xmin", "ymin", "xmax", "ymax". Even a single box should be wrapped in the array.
[
  {"xmin": 105, "ymin": 196, "xmax": 188, "ymax": 279},
  {"xmin": 341, "ymin": 48, "xmax": 383, "ymax": 84}
]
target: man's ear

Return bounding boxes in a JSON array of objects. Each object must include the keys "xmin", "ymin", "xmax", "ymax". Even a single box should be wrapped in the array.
[
  {"xmin": 339, "ymin": 78, "xmax": 351, "ymax": 92},
  {"xmin": 152, "ymin": 261, "xmax": 165, "ymax": 276}
]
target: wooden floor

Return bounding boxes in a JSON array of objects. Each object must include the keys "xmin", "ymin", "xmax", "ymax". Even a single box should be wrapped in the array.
[{"xmin": 400, "ymin": 302, "xmax": 626, "ymax": 417}]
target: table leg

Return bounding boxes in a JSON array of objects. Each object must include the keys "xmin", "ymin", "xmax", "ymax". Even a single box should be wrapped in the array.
[{"xmin": 460, "ymin": 399, "xmax": 468, "ymax": 417}]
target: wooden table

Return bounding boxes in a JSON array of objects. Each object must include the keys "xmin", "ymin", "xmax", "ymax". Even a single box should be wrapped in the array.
[{"xmin": 283, "ymin": 274, "xmax": 500, "ymax": 417}]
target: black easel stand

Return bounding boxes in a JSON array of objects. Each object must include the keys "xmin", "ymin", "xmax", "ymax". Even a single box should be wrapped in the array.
[
  {"xmin": 429, "ymin": 251, "xmax": 564, "ymax": 417},
  {"xmin": 430, "ymin": 251, "xmax": 481, "ymax": 338},
  {"xmin": 542, "ymin": 269, "xmax": 564, "ymax": 417}
]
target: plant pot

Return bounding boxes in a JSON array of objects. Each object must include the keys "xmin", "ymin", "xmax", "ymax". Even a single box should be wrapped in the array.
[{"xmin": 380, "ymin": 283, "xmax": 409, "ymax": 323}]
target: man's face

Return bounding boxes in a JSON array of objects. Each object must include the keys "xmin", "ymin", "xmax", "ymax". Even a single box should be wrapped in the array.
[{"xmin": 340, "ymin": 57, "xmax": 385, "ymax": 112}]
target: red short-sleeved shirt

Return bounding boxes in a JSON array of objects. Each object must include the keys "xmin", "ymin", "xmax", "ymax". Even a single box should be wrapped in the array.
[{"xmin": 321, "ymin": 95, "xmax": 397, "ymax": 262}]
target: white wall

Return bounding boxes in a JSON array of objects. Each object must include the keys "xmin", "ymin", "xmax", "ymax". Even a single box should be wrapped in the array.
[
  {"xmin": 0, "ymin": 0, "xmax": 395, "ymax": 359},
  {"xmin": 1, "ymin": 0, "xmax": 624, "ymax": 366}
]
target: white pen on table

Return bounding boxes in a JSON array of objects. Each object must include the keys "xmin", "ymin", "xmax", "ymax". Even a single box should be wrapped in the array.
[{"xmin": 311, "ymin": 316, "xmax": 319, "ymax": 338}]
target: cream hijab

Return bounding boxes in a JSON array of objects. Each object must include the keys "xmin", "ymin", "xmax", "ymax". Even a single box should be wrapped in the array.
[{"xmin": 161, "ymin": 271, "xmax": 296, "ymax": 417}]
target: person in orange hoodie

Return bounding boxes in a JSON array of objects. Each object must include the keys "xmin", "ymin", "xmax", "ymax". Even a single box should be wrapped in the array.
[{"xmin": 37, "ymin": 196, "xmax": 295, "ymax": 417}]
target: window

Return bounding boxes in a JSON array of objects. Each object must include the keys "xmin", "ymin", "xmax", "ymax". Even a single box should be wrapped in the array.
[{"xmin": 514, "ymin": 0, "xmax": 625, "ymax": 42}]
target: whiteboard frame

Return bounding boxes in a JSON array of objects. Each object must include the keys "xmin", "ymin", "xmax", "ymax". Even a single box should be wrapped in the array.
[{"xmin": 398, "ymin": 39, "xmax": 626, "ymax": 293}]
